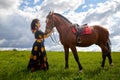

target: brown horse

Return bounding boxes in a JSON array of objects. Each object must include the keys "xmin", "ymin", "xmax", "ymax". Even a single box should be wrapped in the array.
[{"xmin": 45, "ymin": 11, "xmax": 113, "ymax": 72}]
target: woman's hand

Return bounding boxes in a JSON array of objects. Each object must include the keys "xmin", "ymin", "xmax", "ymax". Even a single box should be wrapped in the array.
[{"xmin": 44, "ymin": 29, "xmax": 54, "ymax": 38}]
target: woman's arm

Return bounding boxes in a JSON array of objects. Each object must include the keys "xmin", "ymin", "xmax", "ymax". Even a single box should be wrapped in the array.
[{"xmin": 43, "ymin": 30, "xmax": 54, "ymax": 38}]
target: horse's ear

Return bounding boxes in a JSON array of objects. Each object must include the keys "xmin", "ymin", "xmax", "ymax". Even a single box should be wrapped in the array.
[{"xmin": 50, "ymin": 10, "xmax": 54, "ymax": 16}]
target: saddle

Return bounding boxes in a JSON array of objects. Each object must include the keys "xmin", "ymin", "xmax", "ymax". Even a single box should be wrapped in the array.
[{"xmin": 72, "ymin": 24, "xmax": 92, "ymax": 43}]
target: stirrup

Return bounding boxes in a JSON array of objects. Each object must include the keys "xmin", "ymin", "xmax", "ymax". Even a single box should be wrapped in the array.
[{"xmin": 77, "ymin": 38, "xmax": 82, "ymax": 43}]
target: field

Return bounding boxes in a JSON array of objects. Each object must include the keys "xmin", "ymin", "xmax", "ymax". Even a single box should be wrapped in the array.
[{"xmin": 0, "ymin": 51, "xmax": 120, "ymax": 80}]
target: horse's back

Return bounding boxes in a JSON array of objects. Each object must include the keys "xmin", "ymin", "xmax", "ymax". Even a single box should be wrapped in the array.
[{"xmin": 92, "ymin": 25, "xmax": 109, "ymax": 44}]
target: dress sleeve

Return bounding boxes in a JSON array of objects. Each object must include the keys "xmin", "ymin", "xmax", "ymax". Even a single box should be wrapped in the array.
[
  {"xmin": 35, "ymin": 30, "xmax": 44, "ymax": 39},
  {"xmin": 35, "ymin": 30, "xmax": 51, "ymax": 39}
]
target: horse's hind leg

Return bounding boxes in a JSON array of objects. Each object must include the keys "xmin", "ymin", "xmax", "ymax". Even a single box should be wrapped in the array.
[
  {"xmin": 70, "ymin": 46, "xmax": 82, "ymax": 71},
  {"xmin": 106, "ymin": 41, "xmax": 113, "ymax": 66},
  {"xmin": 99, "ymin": 44, "xmax": 108, "ymax": 67},
  {"xmin": 99, "ymin": 42, "xmax": 113, "ymax": 67}
]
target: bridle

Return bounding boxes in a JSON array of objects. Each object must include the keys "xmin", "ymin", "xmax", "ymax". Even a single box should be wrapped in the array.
[
  {"xmin": 47, "ymin": 14, "xmax": 61, "ymax": 45},
  {"xmin": 46, "ymin": 14, "xmax": 55, "ymax": 33}
]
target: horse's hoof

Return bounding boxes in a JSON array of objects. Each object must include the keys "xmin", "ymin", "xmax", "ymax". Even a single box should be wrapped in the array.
[
  {"xmin": 79, "ymin": 70, "xmax": 83, "ymax": 73},
  {"xmin": 65, "ymin": 67, "xmax": 69, "ymax": 69},
  {"xmin": 100, "ymin": 66, "xmax": 104, "ymax": 69},
  {"xmin": 110, "ymin": 63, "xmax": 114, "ymax": 66}
]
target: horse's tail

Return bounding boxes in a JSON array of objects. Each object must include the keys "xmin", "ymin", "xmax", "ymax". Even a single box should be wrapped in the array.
[
  {"xmin": 107, "ymin": 38, "xmax": 111, "ymax": 53},
  {"xmin": 106, "ymin": 38, "xmax": 113, "ymax": 65}
]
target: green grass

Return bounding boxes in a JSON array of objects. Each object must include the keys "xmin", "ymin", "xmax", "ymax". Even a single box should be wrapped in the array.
[{"xmin": 0, "ymin": 51, "xmax": 120, "ymax": 80}]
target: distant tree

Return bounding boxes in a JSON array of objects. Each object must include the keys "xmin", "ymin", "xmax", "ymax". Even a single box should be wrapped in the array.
[{"xmin": 13, "ymin": 49, "xmax": 17, "ymax": 51}]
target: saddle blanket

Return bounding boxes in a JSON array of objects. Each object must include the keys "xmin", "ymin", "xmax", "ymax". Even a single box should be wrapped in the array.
[{"xmin": 72, "ymin": 24, "xmax": 92, "ymax": 35}]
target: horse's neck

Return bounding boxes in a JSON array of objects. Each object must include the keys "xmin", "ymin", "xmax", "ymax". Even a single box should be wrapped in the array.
[
  {"xmin": 55, "ymin": 20, "xmax": 70, "ymax": 35},
  {"xmin": 54, "ymin": 16, "xmax": 71, "ymax": 34},
  {"xmin": 54, "ymin": 17, "xmax": 71, "ymax": 42}
]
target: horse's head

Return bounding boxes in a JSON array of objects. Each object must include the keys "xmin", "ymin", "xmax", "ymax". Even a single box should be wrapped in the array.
[{"xmin": 45, "ymin": 11, "xmax": 55, "ymax": 33}]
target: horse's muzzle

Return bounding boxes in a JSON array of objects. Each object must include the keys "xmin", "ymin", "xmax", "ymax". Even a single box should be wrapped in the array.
[{"xmin": 45, "ymin": 29, "xmax": 51, "ymax": 34}]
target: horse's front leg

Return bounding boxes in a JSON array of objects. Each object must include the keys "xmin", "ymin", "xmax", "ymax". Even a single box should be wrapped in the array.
[
  {"xmin": 64, "ymin": 46, "xmax": 69, "ymax": 69},
  {"xmin": 71, "ymin": 46, "xmax": 83, "ymax": 71}
]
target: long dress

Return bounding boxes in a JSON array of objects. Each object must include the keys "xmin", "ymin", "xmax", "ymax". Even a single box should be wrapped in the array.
[{"xmin": 27, "ymin": 30, "xmax": 49, "ymax": 72}]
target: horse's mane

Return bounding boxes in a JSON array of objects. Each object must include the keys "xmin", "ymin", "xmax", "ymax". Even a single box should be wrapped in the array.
[{"xmin": 54, "ymin": 13, "xmax": 72, "ymax": 24}]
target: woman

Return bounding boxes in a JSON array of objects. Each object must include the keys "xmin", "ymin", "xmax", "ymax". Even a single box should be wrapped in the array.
[{"xmin": 27, "ymin": 19, "xmax": 53, "ymax": 72}]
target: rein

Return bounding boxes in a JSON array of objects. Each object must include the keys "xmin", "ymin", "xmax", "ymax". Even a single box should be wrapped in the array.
[{"xmin": 50, "ymin": 31, "xmax": 61, "ymax": 45}]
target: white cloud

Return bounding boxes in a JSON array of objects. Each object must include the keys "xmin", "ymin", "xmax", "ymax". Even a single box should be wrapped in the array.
[
  {"xmin": 34, "ymin": 0, "xmax": 39, "ymax": 4},
  {"xmin": 0, "ymin": 39, "xmax": 7, "ymax": 45},
  {"xmin": 0, "ymin": 0, "xmax": 21, "ymax": 10},
  {"xmin": 41, "ymin": 0, "xmax": 84, "ymax": 13},
  {"xmin": 82, "ymin": 5, "xmax": 87, "ymax": 9},
  {"xmin": 0, "ymin": 0, "xmax": 34, "ymax": 48}
]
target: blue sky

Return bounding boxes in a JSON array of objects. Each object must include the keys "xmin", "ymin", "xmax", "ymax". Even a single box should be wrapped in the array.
[
  {"xmin": 75, "ymin": 0, "xmax": 107, "ymax": 12},
  {"xmin": 19, "ymin": 0, "xmax": 107, "ymax": 12},
  {"xmin": 0, "ymin": 0, "xmax": 120, "ymax": 51},
  {"xmin": 19, "ymin": 0, "xmax": 43, "ymax": 10}
]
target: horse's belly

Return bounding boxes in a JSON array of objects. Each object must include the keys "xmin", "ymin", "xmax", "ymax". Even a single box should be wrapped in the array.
[
  {"xmin": 76, "ymin": 32, "xmax": 98, "ymax": 47},
  {"xmin": 76, "ymin": 42, "xmax": 94, "ymax": 47}
]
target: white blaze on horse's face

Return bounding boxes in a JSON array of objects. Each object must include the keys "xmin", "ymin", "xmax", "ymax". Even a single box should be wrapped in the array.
[
  {"xmin": 45, "ymin": 18, "xmax": 50, "ymax": 33},
  {"xmin": 46, "ymin": 18, "xmax": 48, "ymax": 23},
  {"xmin": 45, "ymin": 14, "xmax": 54, "ymax": 33}
]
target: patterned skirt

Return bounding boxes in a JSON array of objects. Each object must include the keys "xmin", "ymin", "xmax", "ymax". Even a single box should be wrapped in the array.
[{"xmin": 27, "ymin": 40, "xmax": 49, "ymax": 72}]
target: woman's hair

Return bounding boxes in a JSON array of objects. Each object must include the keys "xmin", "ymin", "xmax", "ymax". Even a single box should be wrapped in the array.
[{"xmin": 31, "ymin": 19, "xmax": 39, "ymax": 30}]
